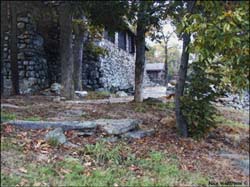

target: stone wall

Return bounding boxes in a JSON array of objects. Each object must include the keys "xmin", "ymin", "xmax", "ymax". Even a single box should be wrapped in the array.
[
  {"xmin": 3, "ymin": 12, "xmax": 48, "ymax": 95},
  {"xmin": 81, "ymin": 37, "xmax": 136, "ymax": 92},
  {"xmin": 98, "ymin": 39, "xmax": 135, "ymax": 92},
  {"xmin": 82, "ymin": 44, "xmax": 102, "ymax": 90},
  {"xmin": 2, "ymin": 10, "xmax": 148, "ymax": 95}
]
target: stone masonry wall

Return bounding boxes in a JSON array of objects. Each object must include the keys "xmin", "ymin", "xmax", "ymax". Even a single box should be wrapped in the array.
[
  {"xmin": 3, "ymin": 12, "xmax": 48, "ymax": 95},
  {"xmin": 97, "ymin": 39, "xmax": 135, "ymax": 92}
]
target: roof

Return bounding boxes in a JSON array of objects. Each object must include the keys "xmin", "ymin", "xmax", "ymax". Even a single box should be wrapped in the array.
[{"xmin": 145, "ymin": 63, "xmax": 165, "ymax": 71}]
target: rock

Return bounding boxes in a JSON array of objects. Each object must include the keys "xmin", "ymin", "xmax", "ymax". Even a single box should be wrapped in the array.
[
  {"xmin": 95, "ymin": 88, "xmax": 106, "ymax": 92},
  {"xmin": 63, "ymin": 142, "xmax": 79, "ymax": 148},
  {"xmin": 17, "ymin": 17, "xmax": 29, "ymax": 23},
  {"xmin": 219, "ymin": 152, "xmax": 249, "ymax": 175},
  {"xmin": 96, "ymin": 119, "xmax": 140, "ymax": 135},
  {"xmin": 59, "ymin": 109, "xmax": 86, "ymax": 117},
  {"xmin": 236, "ymin": 159, "xmax": 249, "ymax": 175},
  {"xmin": 101, "ymin": 137, "xmax": 119, "ymax": 143},
  {"xmin": 116, "ymin": 91, "xmax": 128, "ymax": 97},
  {"xmin": 52, "ymin": 96, "xmax": 61, "ymax": 102},
  {"xmin": 169, "ymin": 80, "xmax": 177, "ymax": 86},
  {"xmin": 7, "ymin": 120, "xmax": 97, "ymax": 131},
  {"xmin": 45, "ymin": 128, "xmax": 67, "ymax": 144},
  {"xmin": 1, "ymin": 103, "xmax": 25, "ymax": 109},
  {"xmin": 50, "ymin": 83, "xmax": 62, "ymax": 95},
  {"xmin": 17, "ymin": 22, "xmax": 25, "ymax": 29},
  {"xmin": 121, "ymin": 129, "xmax": 154, "ymax": 139},
  {"xmin": 143, "ymin": 97, "xmax": 163, "ymax": 103},
  {"xmin": 75, "ymin": 91, "xmax": 88, "ymax": 98}
]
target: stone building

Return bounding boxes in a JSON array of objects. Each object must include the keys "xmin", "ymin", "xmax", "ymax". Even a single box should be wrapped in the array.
[
  {"xmin": 82, "ymin": 29, "xmax": 136, "ymax": 92},
  {"xmin": 2, "ymin": 5, "xmax": 139, "ymax": 95},
  {"xmin": 145, "ymin": 63, "xmax": 165, "ymax": 85}
]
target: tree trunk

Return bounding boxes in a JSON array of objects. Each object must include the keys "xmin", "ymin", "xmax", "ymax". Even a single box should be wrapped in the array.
[
  {"xmin": 134, "ymin": 19, "xmax": 146, "ymax": 102},
  {"xmin": 10, "ymin": 1, "xmax": 19, "ymax": 95},
  {"xmin": 164, "ymin": 44, "xmax": 168, "ymax": 92},
  {"xmin": 73, "ymin": 26, "xmax": 84, "ymax": 91},
  {"xmin": 1, "ymin": 1, "xmax": 8, "ymax": 95},
  {"xmin": 59, "ymin": 3, "xmax": 74, "ymax": 99},
  {"xmin": 174, "ymin": 32, "xmax": 190, "ymax": 137}
]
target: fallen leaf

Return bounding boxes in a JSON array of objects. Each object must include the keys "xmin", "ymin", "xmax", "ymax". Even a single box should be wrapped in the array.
[
  {"xmin": 60, "ymin": 168, "xmax": 72, "ymax": 174},
  {"xmin": 18, "ymin": 167, "xmax": 27, "ymax": 173},
  {"xmin": 84, "ymin": 162, "xmax": 92, "ymax": 167},
  {"xmin": 4, "ymin": 125, "xmax": 14, "ymax": 133},
  {"xmin": 33, "ymin": 182, "xmax": 42, "ymax": 186},
  {"xmin": 19, "ymin": 178, "xmax": 29, "ymax": 186}
]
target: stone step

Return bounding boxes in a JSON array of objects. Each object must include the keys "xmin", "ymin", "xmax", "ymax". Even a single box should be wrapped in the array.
[{"xmin": 5, "ymin": 118, "xmax": 141, "ymax": 135}]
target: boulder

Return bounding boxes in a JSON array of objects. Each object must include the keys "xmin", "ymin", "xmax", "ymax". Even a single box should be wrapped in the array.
[
  {"xmin": 45, "ymin": 128, "xmax": 67, "ymax": 144},
  {"xmin": 101, "ymin": 137, "xmax": 119, "ymax": 143},
  {"xmin": 143, "ymin": 97, "xmax": 163, "ymax": 103},
  {"xmin": 121, "ymin": 129, "xmax": 154, "ymax": 139},
  {"xmin": 96, "ymin": 119, "xmax": 140, "ymax": 135},
  {"xmin": 7, "ymin": 120, "xmax": 97, "ymax": 131},
  {"xmin": 75, "ymin": 91, "xmax": 88, "ymax": 98},
  {"xmin": 116, "ymin": 91, "xmax": 128, "ymax": 97},
  {"xmin": 50, "ymin": 83, "xmax": 62, "ymax": 95}
]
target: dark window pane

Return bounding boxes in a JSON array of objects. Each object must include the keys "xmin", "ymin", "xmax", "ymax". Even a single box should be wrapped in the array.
[
  {"xmin": 104, "ymin": 28, "xmax": 115, "ymax": 43},
  {"xmin": 128, "ymin": 34, "xmax": 135, "ymax": 54},
  {"xmin": 118, "ymin": 32, "xmax": 126, "ymax": 51}
]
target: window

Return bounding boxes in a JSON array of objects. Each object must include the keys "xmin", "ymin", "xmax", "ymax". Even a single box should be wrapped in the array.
[
  {"xmin": 128, "ymin": 34, "xmax": 135, "ymax": 54},
  {"xmin": 118, "ymin": 31, "xmax": 126, "ymax": 51},
  {"xmin": 104, "ymin": 28, "xmax": 115, "ymax": 43}
]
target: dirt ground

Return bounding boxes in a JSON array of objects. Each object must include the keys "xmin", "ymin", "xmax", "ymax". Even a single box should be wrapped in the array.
[{"xmin": 1, "ymin": 95, "xmax": 249, "ymax": 185}]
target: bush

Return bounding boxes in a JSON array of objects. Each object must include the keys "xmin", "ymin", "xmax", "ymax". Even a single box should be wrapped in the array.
[{"xmin": 181, "ymin": 61, "xmax": 223, "ymax": 138}]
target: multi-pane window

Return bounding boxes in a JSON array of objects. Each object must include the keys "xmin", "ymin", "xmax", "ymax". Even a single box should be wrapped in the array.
[{"xmin": 118, "ymin": 31, "xmax": 126, "ymax": 51}]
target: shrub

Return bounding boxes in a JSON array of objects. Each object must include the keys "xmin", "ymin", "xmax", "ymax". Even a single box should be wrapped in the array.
[{"xmin": 181, "ymin": 60, "xmax": 223, "ymax": 138}]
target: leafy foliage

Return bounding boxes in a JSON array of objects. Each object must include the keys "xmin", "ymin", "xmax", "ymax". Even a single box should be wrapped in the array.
[
  {"xmin": 181, "ymin": 60, "xmax": 223, "ymax": 138},
  {"xmin": 188, "ymin": 1, "xmax": 249, "ymax": 91},
  {"xmin": 171, "ymin": 1, "xmax": 249, "ymax": 137}
]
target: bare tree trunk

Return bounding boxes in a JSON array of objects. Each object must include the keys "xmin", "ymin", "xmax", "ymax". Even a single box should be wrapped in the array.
[
  {"xmin": 59, "ymin": 3, "xmax": 74, "ymax": 99},
  {"xmin": 1, "ymin": 1, "xmax": 8, "ymax": 95},
  {"xmin": 134, "ymin": 18, "xmax": 146, "ymax": 102},
  {"xmin": 164, "ymin": 44, "xmax": 168, "ymax": 92},
  {"xmin": 73, "ymin": 26, "xmax": 84, "ymax": 91},
  {"xmin": 10, "ymin": 1, "xmax": 19, "ymax": 95},
  {"xmin": 174, "ymin": 32, "xmax": 190, "ymax": 137}
]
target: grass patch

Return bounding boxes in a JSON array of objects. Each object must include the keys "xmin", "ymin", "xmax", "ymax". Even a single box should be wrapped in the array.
[
  {"xmin": 1, "ymin": 173, "xmax": 21, "ymax": 187},
  {"xmin": 1, "ymin": 141, "xmax": 208, "ymax": 186},
  {"xmin": 0, "ymin": 111, "xmax": 16, "ymax": 122},
  {"xmin": 215, "ymin": 115, "xmax": 248, "ymax": 129},
  {"xmin": 85, "ymin": 91, "xmax": 111, "ymax": 100},
  {"xmin": 1, "ymin": 137, "xmax": 23, "ymax": 152},
  {"xmin": 24, "ymin": 116, "xmax": 41, "ymax": 121},
  {"xmin": 81, "ymin": 141, "xmax": 124, "ymax": 165},
  {"xmin": 46, "ymin": 137, "xmax": 61, "ymax": 147}
]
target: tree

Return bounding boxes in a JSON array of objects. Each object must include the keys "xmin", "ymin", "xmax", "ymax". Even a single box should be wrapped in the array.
[
  {"xmin": 73, "ymin": 16, "xmax": 87, "ymax": 91},
  {"xmin": 181, "ymin": 1, "xmax": 249, "ymax": 137},
  {"xmin": 59, "ymin": 2, "xmax": 74, "ymax": 99},
  {"xmin": 129, "ymin": 1, "xmax": 168, "ymax": 102},
  {"xmin": 171, "ymin": 1, "xmax": 196, "ymax": 137},
  {"xmin": 170, "ymin": 0, "xmax": 249, "ymax": 137},
  {"xmin": 134, "ymin": 2, "xmax": 147, "ymax": 102}
]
